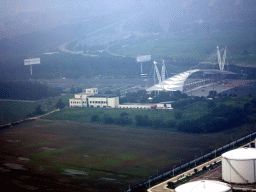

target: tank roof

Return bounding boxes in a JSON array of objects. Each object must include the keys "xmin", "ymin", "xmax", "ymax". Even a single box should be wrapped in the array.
[
  {"xmin": 175, "ymin": 180, "xmax": 231, "ymax": 192},
  {"xmin": 222, "ymin": 148, "xmax": 256, "ymax": 160}
]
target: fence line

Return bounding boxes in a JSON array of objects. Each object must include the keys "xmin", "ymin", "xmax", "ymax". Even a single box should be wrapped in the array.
[{"xmin": 125, "ymin": 131, "xmax": 256, "ymax": 192}]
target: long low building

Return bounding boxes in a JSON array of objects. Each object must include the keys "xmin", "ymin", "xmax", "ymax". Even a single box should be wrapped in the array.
[
  {"xmin": 119, "ymin": 102, "xmax": 173, "ymax": 110},
  {"xmin": 119, "ymin": 103, "xmax": 153, "ymax": 109}
]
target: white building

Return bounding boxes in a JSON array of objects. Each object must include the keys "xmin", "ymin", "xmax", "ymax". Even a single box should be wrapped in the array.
[
  {"xmin": 69, "ymin": 88, "xmax": 119, "ymax": 108},
  {"xmin": 119, "ymin": 103, "xmax": 153, "ymax": 109},
  {"xmin": 118, "ymin": 102, "xmax": 173, "ymax": 110},
  {"xmin": 88, "ymin": 95, "xmax": 119, "ymax": 108}
]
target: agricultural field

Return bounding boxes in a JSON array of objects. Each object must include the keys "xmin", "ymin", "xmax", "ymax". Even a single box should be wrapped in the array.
[{"xmin": 0, "ymin": 118, "xmax": 255, "ymax": 191}]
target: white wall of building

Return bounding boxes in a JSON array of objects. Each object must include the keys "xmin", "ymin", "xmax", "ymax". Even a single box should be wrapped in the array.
[
  {"xmin": 108, "ymin": 97, "xmax": 119, "ymax": 108},
  {"xmin": 75, "ymin": 93, "xmax": 88, "ymax": 99},
  {"xmin": 69, "ymin": 99, "xmax": 87, "ymax": 107},
  {"xmin": 86, "ymin": 88, "xmax": 98, "ymax": 95},
  {"xmin": 88, "ymin": 97, "xmax": 108, "ymax": 108},
  {"xmin": 119, "ymin": 104, "xmax": 152, "ymax": 109},
  {"xmin": 156, "ymin": 103, "xmax": 172, "ymax": 109}
]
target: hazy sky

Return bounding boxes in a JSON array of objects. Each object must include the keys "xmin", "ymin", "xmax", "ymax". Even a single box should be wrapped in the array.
[
  {"xmin": 0, "ymin": 0, "xmax": 147, "ymax": 16},
  {"xmin": 0, "ymin": 0, "xmax": 190, "ymax": 17}
]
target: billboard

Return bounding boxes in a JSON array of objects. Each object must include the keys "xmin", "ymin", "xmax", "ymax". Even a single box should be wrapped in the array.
[
  {"xmin": 24, "ymin": 58, "xmax": 41, "ymax": 65},
  {"xmin": 136, "ymin": 55, "xmax": 151, "ymax": 62}
]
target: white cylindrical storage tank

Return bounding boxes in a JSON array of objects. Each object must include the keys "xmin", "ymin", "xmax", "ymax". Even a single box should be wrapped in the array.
[
  {"xmin": 222, "ymin": 148, "xmax": 256, "ymax": 184},
  {"xmin": 175, "ymin": 180, "xmax": 232, "ymax": 192}
]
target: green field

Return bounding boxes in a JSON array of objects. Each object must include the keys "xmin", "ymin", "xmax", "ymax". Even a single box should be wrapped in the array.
[
  {"xmin": 0, "ymin": 101, "xmax": 39, "ymax": 124},
  {"xmin": 43, "ymin": 101, "xmax": 209, "ymax": 128},
  {"xmin": 0, "ymin": 95, "xmax": 72, "ymax": 125},
  {"xmin": 0, "ymin": 119, "xmax": 255, "ymax": 191}
]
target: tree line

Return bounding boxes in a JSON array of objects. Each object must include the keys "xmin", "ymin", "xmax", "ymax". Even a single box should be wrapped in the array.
[{"xmin": 90, "ymin": 98, "xmax": 256, "ymax": 134}]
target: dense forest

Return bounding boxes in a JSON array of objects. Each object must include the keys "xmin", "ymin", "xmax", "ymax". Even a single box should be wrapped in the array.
[{"xmin": 0, "ymin": 81, "xmax": 62, "ymax": 100}]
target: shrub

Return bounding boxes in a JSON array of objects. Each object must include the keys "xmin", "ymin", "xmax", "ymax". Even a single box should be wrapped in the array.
[
  {"xmin": 120, "ymin": 112, "xmax": 129, "ymax": 117},
  {"xmin": 91, "ymin": 115, "xmax": 99, "ymax": 122},
  {"xmin": 152, "ymin": 118, "xmax": 165, "ymax": 129},
  {"xmin": 166, "ymin": 120, "xmax": 177, "ymax": 129},
  {"xmin": 116, "ymin": 116, "xmax": 132, "ymax": 125},
  {"xmin": 167, "ymin": 181, "xmax": 175, "ymax": 189},
  {"xmin": 33, "ymin": 105, "xmax": 44, "ymax": 115},
  {"xmin": 207, "ymin": 100, "xmax": 216, "ymax": 108},
  {"xmin": 56, "ymin": 99, "xmax": 65, "ymax": 110},
  {"xmin": 135, "ymin": 115, "xmax": 152, "ymax": 126},
  {"xmin": 174, "ymin": 110, "xmax": 183, "ymax": 119},
  {"xmin": 103, "ymin": 116, "xmax": 115, "ymax": 124}
]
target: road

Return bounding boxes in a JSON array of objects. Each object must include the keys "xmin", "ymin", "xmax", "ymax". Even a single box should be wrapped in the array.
[
  {"xmin": 29, "ymin": 108, "xmax": 60, "ymax": 120},
  {"xmin": 58, "ymin": 22, "xmax": 119, "ymax": 54}
]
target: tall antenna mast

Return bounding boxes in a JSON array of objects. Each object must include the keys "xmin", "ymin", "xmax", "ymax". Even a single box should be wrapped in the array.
[
  {"xmin": 222, "ymin": 46, "xmax": 227, "ymax": 71},
  {"xmin": 161, "ymin": 60, "xmax": 166, "ymax": 81},
  {"xmin": 217, "ymin": 46, "xmax": 222, "ymax": 71},
  {"xmin": 217, "ymin": 46, "xmax": 227, "ymax": 71},
  {"xmin": 154, "ymin": 61, "xmax": 162, "ymax": 83}
]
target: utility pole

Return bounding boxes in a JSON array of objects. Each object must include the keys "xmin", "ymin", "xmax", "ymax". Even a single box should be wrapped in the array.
[
  {"xmin": 195, "ymin": 154, "xmax": 197, "ymax": 167},
  {"xmin": 1, "ymin": 110, "xmax": 3, "ymax": 124},
  {"xmin": 173, "ymin": 165, "xmax": 176, "ymax": 177},
  {"xmin": 148, "ymin": 176, "xmax": 152, "ymax": 189}
]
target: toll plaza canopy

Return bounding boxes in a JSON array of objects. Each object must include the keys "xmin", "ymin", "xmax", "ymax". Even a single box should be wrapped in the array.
[{"xmin": 146, "ymin": 69, "xmax": 200, "ymax": 92}]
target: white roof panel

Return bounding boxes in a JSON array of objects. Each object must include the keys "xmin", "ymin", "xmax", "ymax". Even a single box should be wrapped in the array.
[{"xmin": 146, "ymin": 69, "xmax": 200, "ymax": 92}]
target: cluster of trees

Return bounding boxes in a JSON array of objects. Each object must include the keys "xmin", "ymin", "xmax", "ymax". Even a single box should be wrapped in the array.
[
  {"xmin": 172, "ymin": 96, "xmax": 205, "ymax": 108},
  {"xmin": 70, "ymin": 86, "xmax": 83, "ymax": 94},
  {"xmin": 0, "ymin": 81, "xmax": 62, "ymax": 100},
  {"xmin": 132, "ymin": 99, "xmax": 256, "ymax": 133},
  {"xmin": 177, "ymin": 100, "xmax": 254, "ymax": 134},
  {"xmin": 28, "ymin": 99, "xmax": 65, "ymax": 117},
  {"xmin": 91, "ymin": 112, "xmax": 132, "ymax": 126},
  {"xmin": 89, "ymin": 98, "xmax": 256, "ymax": 134}
]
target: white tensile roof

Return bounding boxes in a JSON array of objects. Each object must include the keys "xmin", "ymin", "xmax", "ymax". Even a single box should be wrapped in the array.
[
  {"xmin": 146, "ymin": 69, "xmax": 200, "ymax": 92},
  {"xmin": 222, "ymin": 148, "xmax": 256, "ymax": 160},
  {"xmin": 175, "ymin": 180, "xmax": 231, "ymax": 192}
]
